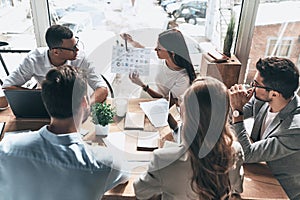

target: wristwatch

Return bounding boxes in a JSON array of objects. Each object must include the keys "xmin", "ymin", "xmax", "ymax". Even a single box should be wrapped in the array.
[
  {"xmin": 142, "ymin": 84, "xmax": 149, "ymax": 92},
  {"xmin": 233, "ymin": 109, "xmax": 243, "ymax": 118}
]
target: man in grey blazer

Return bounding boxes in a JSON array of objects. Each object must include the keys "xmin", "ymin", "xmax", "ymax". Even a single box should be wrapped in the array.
[{"xmin": 229, "ymin": 57, "xmax": 300, "ymax": 200}]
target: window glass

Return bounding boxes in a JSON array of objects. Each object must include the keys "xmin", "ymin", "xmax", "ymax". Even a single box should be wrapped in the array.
[
  {"xmin": 0, "ymin": 0, "xmax": 243, "ymax": 83},
  {"xmin": 167, "ymin": 0, "xmax": 242, "ymax": 51},
  {"xmin": 266, "ymin": 37, "xmax": 293, "ymax": 57},
  {"xmin": 246, "ymin": 0, "xmax": 300, "ymax": 83},
  {"xmin": 47, "ymin": 0, "xmax": 242, "ymax": 69},
  {"xmin": 0, "ymin": 0, "xmax": 36, "ymax": 79}
]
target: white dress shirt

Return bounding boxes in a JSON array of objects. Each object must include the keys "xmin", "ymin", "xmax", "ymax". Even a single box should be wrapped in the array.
[{"xmin": 2, "ymin": 47, "xmax": 106, "ymax": 90}]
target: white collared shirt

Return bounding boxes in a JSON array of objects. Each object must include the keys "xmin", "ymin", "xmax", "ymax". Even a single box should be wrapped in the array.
[{"xmin": 2, "ymin": 47, "xmax": 106, "ymax": 90}]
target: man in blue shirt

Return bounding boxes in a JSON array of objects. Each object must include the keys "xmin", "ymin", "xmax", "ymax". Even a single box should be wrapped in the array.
[{"xmin": 0, "ymin": 65, "xmax": 127, "ymax": 200}]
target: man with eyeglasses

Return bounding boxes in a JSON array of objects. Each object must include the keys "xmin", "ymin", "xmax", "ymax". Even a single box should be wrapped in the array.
[
  {"xmin": 229, "ymin": 57, "xmax": 300, "ymax": 199},
  {"xmin": 1, "ymin": 25, "xmax": 108, "ymax": 104}
]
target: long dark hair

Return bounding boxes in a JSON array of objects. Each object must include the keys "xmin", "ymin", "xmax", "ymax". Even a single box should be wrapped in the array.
[
  {"xmin": 182, "ymin": 77, "xmax": 234, "ymax": 200},
  {"xmin": 158, "ymin": 29, "xmax": 196, "ymax": 84}
]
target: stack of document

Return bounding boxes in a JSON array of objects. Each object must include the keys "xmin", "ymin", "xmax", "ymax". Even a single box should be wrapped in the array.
[
  {"xmin": 136, "ymin": 131, "xmax": 159, "ymax": 151},
  {"xmin": 124, "ymin": 112, "xmax": 145, "ymax": 130},
  {"xmin": 139, "ymin": 98, "xmax": 169, "ymax": 127}
]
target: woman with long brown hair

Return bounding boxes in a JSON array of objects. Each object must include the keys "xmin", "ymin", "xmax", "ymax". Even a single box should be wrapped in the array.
[
  {"xmin": 183, "ymin": 77, "xmax": 236, "ymax": 199},
  {"xmin": 133, "ymin": 77, "xmax": 243, "ymax": 200}
]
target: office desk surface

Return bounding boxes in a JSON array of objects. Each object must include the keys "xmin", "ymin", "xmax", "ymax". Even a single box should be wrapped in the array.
[{"xmin": 0, "ymin": 98, "xmax": 288, "ymax": 200}]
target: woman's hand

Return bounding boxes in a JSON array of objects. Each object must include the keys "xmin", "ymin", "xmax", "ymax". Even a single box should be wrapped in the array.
[
  {"xmin": 129, "ymin": 71, "xmax": 144, "ymax": 87},
  {"xmin": 120, "ymin": 33, "xmax": 144, "ymax": 48},
  {"xmin": 120, "ymin": 33, "xmax": 133, "ymax": 43}
]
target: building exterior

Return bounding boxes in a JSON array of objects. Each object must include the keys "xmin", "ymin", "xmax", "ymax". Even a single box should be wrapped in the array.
[{"xmin": 246, "ymin": 1, "xmax": 300, "ymax": 83}]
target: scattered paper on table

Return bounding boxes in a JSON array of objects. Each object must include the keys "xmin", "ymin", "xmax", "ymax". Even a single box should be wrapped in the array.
[{"xmin": 140, "ymin": 98, "xmax": 169, "ymax": 127}]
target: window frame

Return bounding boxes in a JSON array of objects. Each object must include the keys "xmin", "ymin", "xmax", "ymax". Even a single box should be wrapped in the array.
[{"xmin": 265, "ymin": 37, "xmax": 293, "ymax": 58}]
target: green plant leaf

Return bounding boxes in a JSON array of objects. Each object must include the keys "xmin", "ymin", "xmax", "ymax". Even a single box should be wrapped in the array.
[
  {"xmin": 90, "ymin": 102, "xmax": 116, "ymax": 126},
  {"xmin": 223, "ymin": 16, "xmax": 235, "ymax": 57}
]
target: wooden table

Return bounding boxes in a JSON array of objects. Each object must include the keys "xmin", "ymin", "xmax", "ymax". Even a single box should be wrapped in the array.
[{"xmin": 0, "ymin": 98, "xmax": 288, "ymax": 200}]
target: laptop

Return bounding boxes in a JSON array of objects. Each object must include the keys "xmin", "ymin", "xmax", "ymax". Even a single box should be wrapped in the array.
[{"xmin": 4, "ymin": 90, "xmax": 50, "ymax": 118}]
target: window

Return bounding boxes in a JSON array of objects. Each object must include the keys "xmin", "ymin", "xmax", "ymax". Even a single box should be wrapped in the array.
[
  {"xmin": 244, "ymin": 0, "xmax": 300, "ymax": 83},
  {"xmin": 0, "ymin": 0, "xmax": 36, "ymax": 79},
  {"xmin": 1, "ymin": 0, "xmax": 245, "ymax": 82},
  {"xmin": 266, "ymin": 37, "xmax": 293, "ymax": 57}
]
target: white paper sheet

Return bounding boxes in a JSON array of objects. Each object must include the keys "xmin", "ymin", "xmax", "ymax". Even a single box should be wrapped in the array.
[
  {"xmin": 103, "ymin": 131, "xmax": 153, "ymax": 162},
  {"xmin": 137, "ymin": 131, "xmax": 159, "ymax": 150},
  {"xmin": 111, "ymin": 45, "xmax": 151, "ymax": 76},
  {"xmin": 139, "ymin": 98, "xmax": 169, "ymax": 127}
]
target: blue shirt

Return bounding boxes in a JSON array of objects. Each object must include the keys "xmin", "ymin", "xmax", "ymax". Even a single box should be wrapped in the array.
[{"xmin": 0, "ymin": 126, "xmax": 128, "ymax": 200}]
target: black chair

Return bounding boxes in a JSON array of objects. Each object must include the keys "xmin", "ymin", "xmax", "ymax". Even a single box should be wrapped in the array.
[
  {"xmin": 0, "ymin": 41, "xmax": 30, "ymax": 77},
  {"xmin": 0, "ymin": 41, "xmax": 9, "ymax": 85},
  {"xmin": 101, "ymin": 74, "xmax": 114, "ymax": 98}
]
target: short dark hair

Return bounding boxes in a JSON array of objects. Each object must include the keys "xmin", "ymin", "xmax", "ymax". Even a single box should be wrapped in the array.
[
  {"xmin": 41, "ymin": 65, "xmax": 87, "ymax": 119},
  {"xmin": 256, "ymin": 57, "xmax": 299, "ymax": 99},
  {"xmin": 45, "ymin": 25, "xmax": 73, "ymax": 49}
]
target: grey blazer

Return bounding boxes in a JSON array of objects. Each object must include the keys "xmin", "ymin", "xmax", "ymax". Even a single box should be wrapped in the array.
[
  {"xmin": 133, "ymin": 141, "xmax": 244, "ymax": 200},
  {"xmin": 233, "ymin": 95, "xmax": 300, "ymax": 199}
]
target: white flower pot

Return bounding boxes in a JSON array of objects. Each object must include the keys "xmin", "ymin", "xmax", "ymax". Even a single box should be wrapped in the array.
[{"xmin": 95, "ymin": 124, "xmax": 109, "ymax": 136}]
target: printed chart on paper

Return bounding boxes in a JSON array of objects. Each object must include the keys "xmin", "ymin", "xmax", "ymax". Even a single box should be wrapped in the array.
[{"xmin": 111, "ymin": 45, "xmax": 151, "ymax": 76}]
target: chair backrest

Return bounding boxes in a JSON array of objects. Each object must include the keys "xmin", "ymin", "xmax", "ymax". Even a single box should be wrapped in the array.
[
  {"xmin": 0, "ymin": 41, "xmax": 8, "ymax": 47},
  {"xmin": 101, "ymin": 74, "xmax": 114, "ymax": 98}
]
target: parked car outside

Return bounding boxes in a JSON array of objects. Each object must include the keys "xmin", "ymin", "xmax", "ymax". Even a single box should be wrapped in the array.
[
  {"xmin": 173, "ymin": 0, "xmax": 207, "ymax": 25},
  {"xmin": 165, "ymin": 0, "xmax": 194, "ymax": 15},
  {"xmin": 57, "ymin": 12, "xmax": 93, "ymax": 34}
]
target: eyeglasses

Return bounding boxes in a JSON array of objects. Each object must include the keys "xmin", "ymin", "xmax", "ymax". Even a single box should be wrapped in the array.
[
  {"xmin": 155, "ymin": 42, "xmax": 167, "ymax": 51},
  {"xmin": 250, "ymin": 80, "xmax": 274, "ymax": 91},
  {"xmin": 155, "ymin": 47, "xmax": 168, "ymax": 52},
  {"xmin": 52, "ymin": 37, "xmax": 80, "ymax": 53}
]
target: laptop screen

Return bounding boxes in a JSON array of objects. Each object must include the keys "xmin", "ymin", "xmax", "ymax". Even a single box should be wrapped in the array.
[{"xmin": 4, "ymin": 90, "xmax": 50, "ymax": 118}]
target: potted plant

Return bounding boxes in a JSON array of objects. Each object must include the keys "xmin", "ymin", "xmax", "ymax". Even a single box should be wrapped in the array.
[
  {"xmin": 91, "ymin": 102, "xmax": 115, "ymax": 135},
  {"xmin": 223, "ymin": 16, "xmax": 235, "ymax": 58}
]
